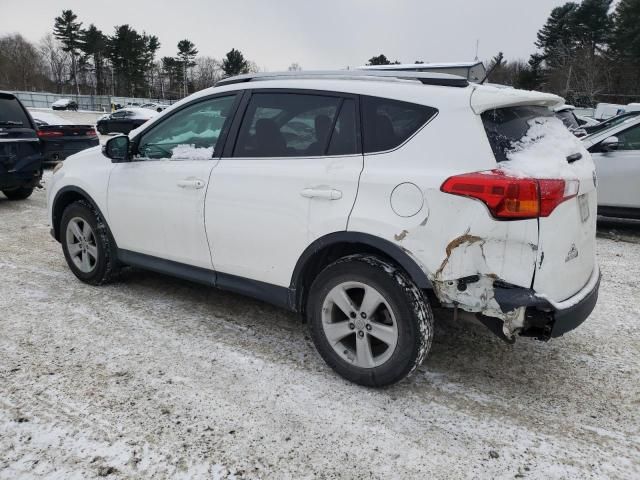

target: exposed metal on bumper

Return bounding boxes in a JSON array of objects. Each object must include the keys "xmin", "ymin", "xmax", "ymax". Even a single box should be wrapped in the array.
[{"xmin": 493, "ymin": 266, "xmax": 601, "ymax": 340}]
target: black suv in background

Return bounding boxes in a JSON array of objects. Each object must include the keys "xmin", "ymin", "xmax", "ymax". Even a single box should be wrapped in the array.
[{"xmin": 0, "ymin": 92, "xmax": 43, "ymax": 200}]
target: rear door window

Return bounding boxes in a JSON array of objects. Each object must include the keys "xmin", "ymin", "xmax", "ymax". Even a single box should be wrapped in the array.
[
  {"xmin": 481, "ymin": 106, "xmax": 554, "ymax": 162},
  {"xmin": 234, "ymin": 92, "xmax": 349, "ymax": 157},
  {"xmin": 361, "ymin": 96, "xmax": 437, "ymax": 153},
  {"xmin": 0, "ymin": 94, "xmax": 31, "ymax": 127}
]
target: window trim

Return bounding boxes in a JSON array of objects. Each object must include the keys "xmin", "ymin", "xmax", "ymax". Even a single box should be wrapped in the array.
[
  {"xmin": 223, "ymin": 88, "xmax": 362, "ymax": 159},
  {"xmin": 130, "ymin": 92, "xmax": 242, "ymax": 162},
  {"xmin": 360, "ymin": 95, "xmax": 439, "ymax": 156}
]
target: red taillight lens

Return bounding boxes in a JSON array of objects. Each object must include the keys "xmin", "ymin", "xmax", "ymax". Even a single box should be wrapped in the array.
[
  {"xmin": 86, "ymin": 128, "xmax": 97, "ymax": 137},
  {"xmin": 440, "ymin": 170, "xmax": 578, "ymax": 219},
  {"xmin": 37, "ymin": 130, "xmax": 64, "ymax": 138}
]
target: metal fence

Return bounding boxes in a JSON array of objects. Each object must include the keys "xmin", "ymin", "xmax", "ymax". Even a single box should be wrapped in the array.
[{"xmin": 13, "ymin": 91, "xmax": 179, "ymax": 112}]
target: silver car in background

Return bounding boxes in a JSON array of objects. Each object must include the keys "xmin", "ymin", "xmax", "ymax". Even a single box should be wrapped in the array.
[{"xmin": 583, "ymin": 116, "xmax": 640, "ymax": 219}]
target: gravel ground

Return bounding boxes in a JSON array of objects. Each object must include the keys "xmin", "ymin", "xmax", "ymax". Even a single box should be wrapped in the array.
[{"xmin": 1, "ymin": 173, "xmax": 639, "ymax": 479}]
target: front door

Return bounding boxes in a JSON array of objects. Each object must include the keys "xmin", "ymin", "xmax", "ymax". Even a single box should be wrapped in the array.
[
  {"xmin": 205, "ymin": 90, "xmax": 363, "ymax": 287},
  {"xmin": 107, "ymin": 94, "xmax": 239, "ymax": 269},
  {"xmin": 591, "ymin": 122, "xmax": 640, "ymax": 209}
]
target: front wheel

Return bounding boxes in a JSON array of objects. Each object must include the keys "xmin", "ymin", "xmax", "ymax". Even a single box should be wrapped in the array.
[
  {"xmin": 307, "ymin": 255, "xmax": 433, "ymax": 387},
  {"xmin": 60, "ymin": 200, "xmax": 119, "ymax": 285},
  {"xmin": 2, "ymin": 186, "xmax": 34, "ymax": 200}
]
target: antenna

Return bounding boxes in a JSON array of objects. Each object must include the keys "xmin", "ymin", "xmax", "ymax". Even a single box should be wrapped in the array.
[{"xmin": 474, "ymin": 39, "xmax": 480, "ymax": 61}]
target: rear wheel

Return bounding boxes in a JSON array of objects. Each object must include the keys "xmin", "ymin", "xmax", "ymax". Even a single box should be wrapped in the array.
[
  {"xmin": 2, "ymin": 186, "xmax": 34, "ymax": 200},
  {"xmin": 307, "ymin": 254, "xmax": 433, "ymax": 387},
  {"xmin": 60, "ymin": 200, "xmax": 119, "ymax": 285}
]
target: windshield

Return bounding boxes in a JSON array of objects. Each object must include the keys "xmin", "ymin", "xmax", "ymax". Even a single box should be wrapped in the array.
[
  {"xmin": 0, "ymin": 94, "xmax": 31, "ymax": 127},
  {"xmin": 555, "ymin": 110, "xmax": 580, "ymax": 130}
]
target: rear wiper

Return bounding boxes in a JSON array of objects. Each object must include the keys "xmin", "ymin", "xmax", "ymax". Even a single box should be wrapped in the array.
[
  {"xmin": 566, "ymin": 153, "xmax": 582, "ymax": 163},
  {"xmin": 0, "ymin": 120, "xmax": 24, "ymax": 126}
]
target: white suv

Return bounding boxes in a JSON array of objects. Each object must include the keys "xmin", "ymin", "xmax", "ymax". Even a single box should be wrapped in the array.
[{"xmin": 47, "ymin": 71, "xmax": 600, "ymax": 387}]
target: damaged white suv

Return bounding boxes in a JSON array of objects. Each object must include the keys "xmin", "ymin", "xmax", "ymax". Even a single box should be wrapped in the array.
[{"xmin": 47, "ymin": 71, "xmax": 600, "ymax": 387}]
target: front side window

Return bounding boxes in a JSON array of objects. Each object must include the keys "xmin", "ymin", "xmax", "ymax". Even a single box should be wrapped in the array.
[
  {"xmin": 234, "ymin": 93, "xmax": 355, "ymax": 157},
  {"xmin": 137, "ymin": 95, "xmax": 236, "ymax": 160},
  {"xmin": 361, "ymin": 96, "xmax": 437, "ymax": 153},
  {"xmin": 615, "ymin": 124, "xmax": 640, "ymax": 151}
]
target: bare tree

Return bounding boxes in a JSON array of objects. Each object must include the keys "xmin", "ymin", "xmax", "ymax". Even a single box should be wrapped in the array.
[
  {"xmin": 288, "ymin": 62, "xmax": 302, "ymax": 71},
  {"xmin": 192, "ymin": 56, "xmax": 223, "ymax": 91},
  {"xmin": 0, "ymin": 34, "xmax": 48, "ymax": 91},
  {"xmin": 40, "ymin": 34, "xmax": 69, "ymax": 93}
]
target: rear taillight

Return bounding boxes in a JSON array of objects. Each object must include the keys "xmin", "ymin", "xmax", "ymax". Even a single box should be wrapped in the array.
[
  {"xmin": 86, "ymin": 128, "xmax": 97, "ymax": 137},
  {"xmin": 37, "ymin": 130, "xmax": 64, "ymax": 138},
  {"xmin": 440, "ymin": 170, "xmax": 579, "ymax": 219}
]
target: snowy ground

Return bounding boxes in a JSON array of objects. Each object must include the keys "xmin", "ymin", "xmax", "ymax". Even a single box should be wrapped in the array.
[{"xmin": 1, "ymin": 173, "xmax": 639, "ymax": 479}]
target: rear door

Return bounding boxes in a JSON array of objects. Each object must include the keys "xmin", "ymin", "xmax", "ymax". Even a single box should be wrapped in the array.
[
  {"xmin": 205, "ymin": 89, "xmax": 363, "ymax": 287},
  {"xmin": 589, "ymin": 122, "xmax": 640, "ymax": 209}
]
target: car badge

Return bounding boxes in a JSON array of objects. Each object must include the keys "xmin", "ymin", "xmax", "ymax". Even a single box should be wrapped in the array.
[
  {"xmin": 592, "ymin": 170, "xmax": 597, "ymax": 188},
  {"xmin": 565, "ymin": 243, "xmax": 579, "ymax": 262}
]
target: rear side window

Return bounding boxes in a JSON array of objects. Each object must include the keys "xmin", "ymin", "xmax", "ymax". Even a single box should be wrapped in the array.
[
  {"xmin": 481, "ymin": 106, "xmax": 554, "ymax": 162},
  {"xmin": 361, "ymin": 96, "xmax": 437, "ymax": 153},
  {"xmin": 555, "ymin": 110, "xmax": 579, "ymax": 130},
  {"xmin": 0, "ymin": 94, "xmax": 31, "ymax": 127},
  {"xmin": 234, "ymin": 93, "xmax": 349, "ymax": 157}
]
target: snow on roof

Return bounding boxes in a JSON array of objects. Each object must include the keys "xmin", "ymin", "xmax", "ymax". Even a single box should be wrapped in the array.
[{"xmin": 470, "ymin": 85, "xmax": 563, "ymax": 114}]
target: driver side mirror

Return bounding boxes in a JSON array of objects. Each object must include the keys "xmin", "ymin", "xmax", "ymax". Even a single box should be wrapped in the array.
[
  {"xmin": 103, "ymin": 135, "xmax": 130, "ymax": 162},
  {"xmin": 600, "ymin": 136, "xmax": 619, "ymax": 152}
]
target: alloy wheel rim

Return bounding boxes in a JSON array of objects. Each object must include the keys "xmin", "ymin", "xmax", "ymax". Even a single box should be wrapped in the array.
[
  {"xmin": 65, "ymin": 217, "xmax": 98, "ymax": 273},
  {"xmin": 321, "ymin": 281, "xmax": 398, "ymax": 369}
]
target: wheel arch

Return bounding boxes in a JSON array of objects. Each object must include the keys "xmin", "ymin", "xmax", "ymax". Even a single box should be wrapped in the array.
[
  {"xmin": 290, "ymin": 232, "xmax": 432, "ymax": 312},
  {"xmin": 52, "ymin": 186, "xmax": 115, "ymax": 245}
]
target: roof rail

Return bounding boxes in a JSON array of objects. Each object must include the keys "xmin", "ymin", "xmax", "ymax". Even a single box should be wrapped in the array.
[{"xmin": 215, "ymin": 70, "xmax": 469, "ymax": 88}]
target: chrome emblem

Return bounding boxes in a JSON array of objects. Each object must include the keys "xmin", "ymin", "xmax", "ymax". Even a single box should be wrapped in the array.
[{"xmin": 565, "ymin": 244, "xmax": 579, "ymax": 262}]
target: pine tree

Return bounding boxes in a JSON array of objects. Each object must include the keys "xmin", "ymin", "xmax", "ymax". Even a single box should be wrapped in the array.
[
  {"xmin": 177, "ymin": 39, "xmax": 198, "ymax": 95},
  {"xmin": 80, "ymin": 24, "xmax": 107, "ymax": 94},
  {"xmin": 367, "ymin": 54, "xmax": 391, "ymax": 66},
  {"xmin": 222, "ymin": 49, "xmax": 249, "ymax": 77},
  {"xmin": 53, "ymin": 9, "xmax": 83, "ymax": 95}
]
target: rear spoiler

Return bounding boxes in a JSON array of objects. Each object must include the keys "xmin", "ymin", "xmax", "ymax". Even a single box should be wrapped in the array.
[{"xmin": 470, "ymin": 85, "xmax": 563, "ymax": 114}]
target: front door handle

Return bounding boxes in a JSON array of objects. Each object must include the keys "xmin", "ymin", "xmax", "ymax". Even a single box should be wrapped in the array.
[
  {"xmin": 300, "ymin": 188, "xmax": 343, "ymax": 200},
  {"xmin": 177, "ymin": 178, "xmax": 205, "ymax": 189}
]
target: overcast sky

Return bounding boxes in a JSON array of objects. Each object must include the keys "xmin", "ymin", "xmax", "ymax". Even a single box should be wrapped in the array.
[{"xmin": 0, "ymin": 0, "xmax": 568, "ymax": 70}]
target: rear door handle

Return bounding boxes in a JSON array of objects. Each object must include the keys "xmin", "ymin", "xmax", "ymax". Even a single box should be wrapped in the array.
[
  {"xmin": 300, "ymin": 188, "xmax": 342, "ymax": 200},
  {"xmin": 177, "ymin": 178, "xmax": 205, "ymax": 189}
]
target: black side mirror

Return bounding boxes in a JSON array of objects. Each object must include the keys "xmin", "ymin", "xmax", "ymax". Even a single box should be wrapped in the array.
[
  {"xmin": 103, "ymin": 135, "xmax": 130, "ymax": 162},
  {"xmin": 600, "ymin": 136, "xmax": 619, "ymax": 152}
]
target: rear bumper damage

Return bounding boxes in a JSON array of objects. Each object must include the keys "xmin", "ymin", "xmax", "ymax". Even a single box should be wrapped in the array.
[{"xmin": 481, "ymin": 266, "xmax": 601, "ymax": 342}]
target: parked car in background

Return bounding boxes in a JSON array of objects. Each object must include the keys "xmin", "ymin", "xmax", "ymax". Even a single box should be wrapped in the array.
[
  {"xmin": 96, "ymin": 108, "xmax": 157, "ymax": 134},
  {"xmin": 0, "ymin": 91, "xmax": 42, "ymax": 200},
  {"xmin": 576, "ymin": 115, "xmax": 599, "ymax": 127},
  {"xmin": 140, "ymin": 102, "xmax": 170, "ymax": 112},
  {"xmin": 554, "ymin": 105, "xmax": 587, "ymax": 137},
  {"xmin": 583, "ymin": 115, "xmax": 640, "ymax": 219},
  {"xmin": 51, "ymin": 99, "xmax": 79, "ymax": 111},
  {"xmin": 48, "ymin": 71, "xmax": 600, "ymax": 387},
  {"xmin": 32, "ymin": 115, "xmax": 99, "ymax": 163},
  {"xmin": 583, "ymin": 110, "xmax": 640, "ymax": 135}
]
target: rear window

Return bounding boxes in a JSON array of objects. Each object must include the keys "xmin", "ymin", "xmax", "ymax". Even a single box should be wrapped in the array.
[
  {"xmin": 0, "ymin": 94, "xmax": 31, "ymax": 127},
  {"xmin": 481, "ymin": 106, "xmax": 554, "ymax": 162},
  {"xmin": 361, "ymin": 96, "xmax": 437, "ymax": 153}
]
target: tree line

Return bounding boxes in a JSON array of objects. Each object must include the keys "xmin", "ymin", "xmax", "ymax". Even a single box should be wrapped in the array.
[
  {"xmin": 0, "ymin": 9, "xmax": 258, "ymax": 99},
  {"xmin": 1, "ymin": 1, "xmax": 639, "ymax": 105}
]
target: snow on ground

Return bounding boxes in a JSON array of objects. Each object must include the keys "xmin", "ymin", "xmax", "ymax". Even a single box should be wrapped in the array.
[{"xmin": 0, "ymin": 173, "xmax": 639, "ymax": 479}]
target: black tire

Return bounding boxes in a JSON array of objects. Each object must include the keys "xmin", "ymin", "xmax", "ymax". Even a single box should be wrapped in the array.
[
  {"xmin": 3, "ymin": 186, "xmax": 34, "ymax": 200},
  {"xmin": 307, "ymin": 254, "xmax": 433, "ymax": 387},
  {"xmin": 60, "ymin": 200, "xmax": 120, "ymax": 285}
]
